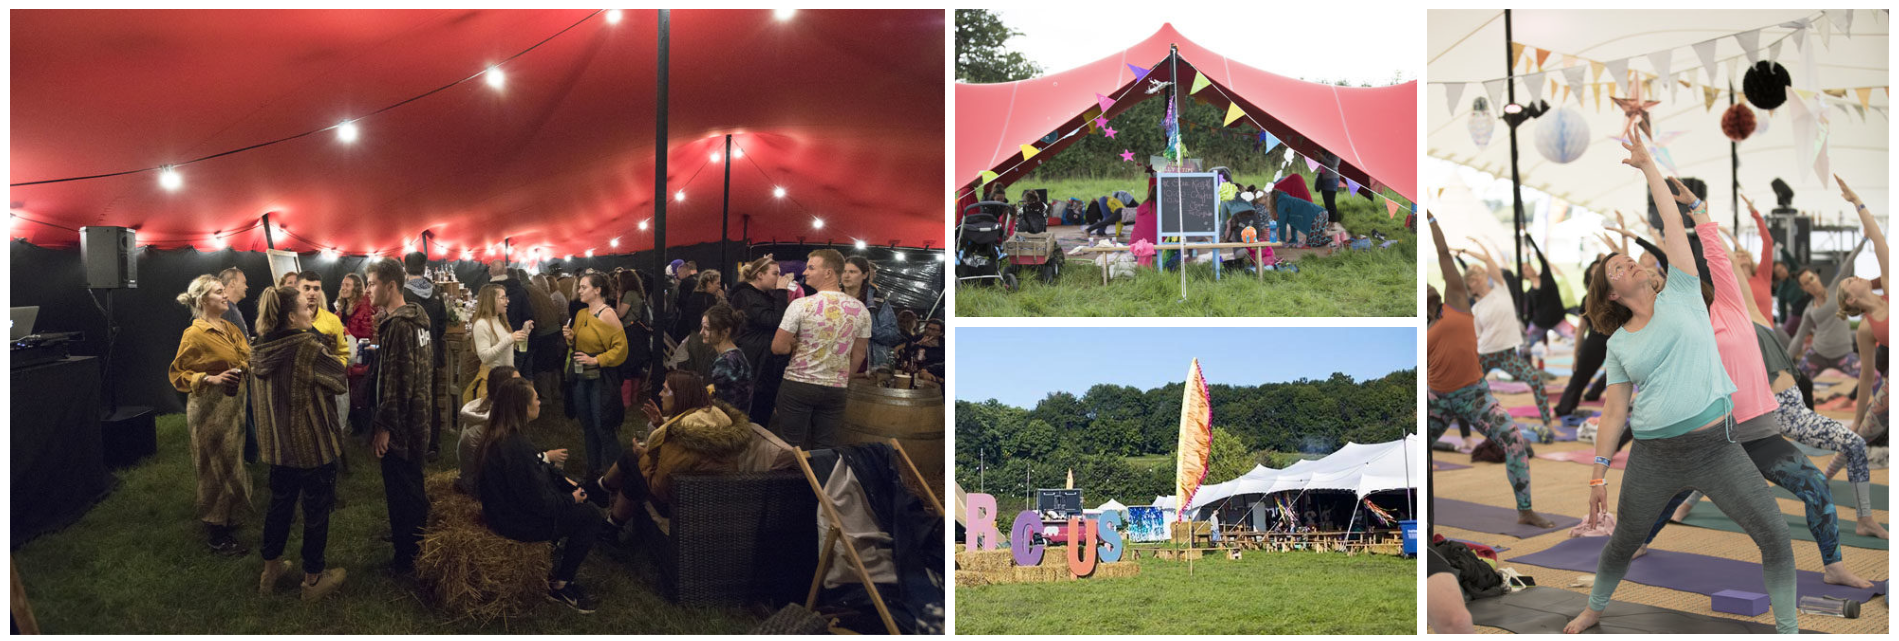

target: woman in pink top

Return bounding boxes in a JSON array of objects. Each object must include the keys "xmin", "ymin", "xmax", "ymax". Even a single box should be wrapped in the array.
[{"xmin": 1829, "ymin": 176, "xmax": 1889, "ymax": 481}]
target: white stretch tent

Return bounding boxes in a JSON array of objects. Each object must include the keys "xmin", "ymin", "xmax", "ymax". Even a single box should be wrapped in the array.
[
  {"xmin": 1155, "ymin": 435, "xmax": 1421, "ymax": 517},
  {"xmin": 1094, "ymin": 499, "xmax": 1129, "ymax": 513},
  {"xmin": 1428, "ymin": 10, "xmax": 1888, "ymax": 225}
]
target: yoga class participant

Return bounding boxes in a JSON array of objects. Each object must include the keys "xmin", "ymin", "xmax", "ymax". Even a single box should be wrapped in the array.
[
  {"xmin": 1457, "ymin": 240, "xmax": 1556, "ymax": 442},
  {"xmin": 1565, "ymin": 126, "xmax": 1795, "ymax": 634},
  {"xmin": 1828, "ymin": 175, "xmax": 1890, "ymax": 485},
  {"xmin": 1427, "ymin": 215, "xmax": 1554, "ymax": 530},
  {"xmin": 1789, "ymin": 240, "xmax": 1869, "ymax": 380}
]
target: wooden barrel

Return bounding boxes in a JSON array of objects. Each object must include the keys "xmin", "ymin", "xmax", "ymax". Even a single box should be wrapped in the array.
[{"xmin": 842, "ymin": 379, "xmax": 944, "ymax": 500}]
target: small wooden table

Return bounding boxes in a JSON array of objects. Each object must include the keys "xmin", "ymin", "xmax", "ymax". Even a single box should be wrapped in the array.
[{"xmin": 1070, "ymin": 241, "xmax": 1285, "ymax": 285}]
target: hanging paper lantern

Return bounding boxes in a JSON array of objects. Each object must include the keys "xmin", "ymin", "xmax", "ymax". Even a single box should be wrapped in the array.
[
  {"xmin": 1468, "ymin": 96, "xmax": 1496, "ymax": 149},
  {"xmin": 1721, "ymin": 103, "xmax": 1757, "ymax": 142},
  {"xmin": 1742, "ymin": 61, "xmax": 1792, "ymax": 110},
  {"xmin": 1534, "ymin": 107, "xmax": 1591, "ymax": 164},
  {"xmin": 1752, "ymin": 107, "xmax": 1772, "ymax": 137}
]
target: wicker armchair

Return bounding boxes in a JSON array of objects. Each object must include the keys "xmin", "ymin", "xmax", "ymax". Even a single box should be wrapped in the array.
[{"xmin": 636, "ymin": 471, "xmax": 819, "ymax": 606}]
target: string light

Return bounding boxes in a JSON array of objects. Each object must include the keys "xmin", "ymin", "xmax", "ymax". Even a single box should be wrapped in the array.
[
  {"xmin": 854, "ymin": 239, "xmax": 867, "ymax": 250},
  {"xmin": 604, "ymin": 9, "xmax": 622, "ymax": 24},
  {"xmin": 774, "ymin": 9, "xmax": 796, "ymax": 21},
  {"xmin": 212, "ymin": 233, "xmax": 228, "ymax": 250},
  {"xmin": 894, "ymin": 252, "xmax": 906, "ymax": 262},
  {"xmin": 321, "ymin": 248, "xmax": 339, "ymax": 260},
  {"xmin": 484, "ymin": 66, "xmax": 506, "ymax": 90},
  {"xmin": 637, "ymin": 219, "xmax": 649, "ymax": 231},
  {"xmin": 157, "ymin": 166, "xmax": 182, "ymax": 191},
  {"xmin": 336, "ymin": 120, "xmax": 359, "ymax": 144},
  {"xmin": 609, "ymin": 237, "xmax": 620, "ymax": 248},
  {"xmin": 563, "ymin": 254, "xmax": 573, "ymax": 261},
  {"xmin": 812, "ymin": 218, "xmax": 825, "ymax": 229},
  {"xmin": 710, "ymin": 152, "xmax": 721, "ymax": 162},
  {"xmin": 674, "ymin": 190, "xmax": 685, "ymax": 202},
  {"xmin": 461, "ymin": 249, "xmax": 473, "ymax": 260},
  {"xmin": 402, "ymin": 242, "xmax": 415, "ymax": 255},
  {"xmin": 732, "ymin": 148, "xmax": 744, "ymax": 159},
  {"xmin": 585, "ymin": 249, "xmax": 595, "ymax": 258},
  {"xmin": 773, "ymin": 186, "xmax": 786, "ymax": 198}
]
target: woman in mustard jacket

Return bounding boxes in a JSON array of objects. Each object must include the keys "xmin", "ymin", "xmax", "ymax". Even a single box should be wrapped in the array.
[
  {"xmin": 563, "ymin": 272, "xmax": 628, "ymax": 478},
  {"xmin": 169, "ymin": 274, "xmax": 254, "ymax": 555}
]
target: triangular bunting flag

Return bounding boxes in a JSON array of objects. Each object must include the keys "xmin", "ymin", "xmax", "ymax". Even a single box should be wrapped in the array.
[
  {"xmin": 1523, "ymin": 72, "xmax": 1545, "ymax": 104},
  {"xmin": 979, "ymin": 171, "xmax": 998, "ymax": 186},
  {"xmin": 1590, "ymin": 60, "xmax": 1605, "ymax": 82},
  {"xmin": 1827, "ymin": 9, "xmax": 1853, "ymax": 36},
  {"xmin": 1444, "ymin": 82, "xmax": 1467, "ymax": 116},
  {"xmin": 1385, "ymin": 199, "xmax": 1400, "ymax": 219},
  {"xmin": 1561, "ymin": 84, "xmax": 1572, "ymax": 106},
  {"xmin": 1304, "ymin": 156, "xmax": 1320, "ymax": 173},
  {"xmin": 1857, "ymin": 87, "xmax": 1873, "ymax": 108},
  {"xmin": 1692, "ymin": 40, "xmax": 1720, "ymax": 84},
  {"xmin": 1735, "ymin": 29, "xmax": 1762, "ymax": 65},
  {"xmin": 1593, "ymin": 83, "xmax": 1603, "ymax": 111},
  {"xmin": 1191, "ymin": 72, "xmax": 1211, "ymax": 95},
  {"xmin": 1128, "ymin": 63, "xmax": 1150, "ymax": 81},
  {"xmin": 1562, "ymin": 66, "xmax": 1588, "ymax": 106},
  {"xmin": 1511, "ymin": 42, "xmax": 1526, "ymax": 69},
  {"xmin": 1344, "ymin": 178, "xmax": 1361, "ymax": 195},
  {"xmin": 1818, "ymin": 18, "xmax": 1830, "ymax": 49},
  {"xmin": 1097, "ymin": 93, "xmax": 1115, "ymax": 113},
  {"xmin": 1794, "ymin": 88, "xmax": 1815, "ymax": 101},
  {"xmin": 1605, "ymin": 58, "xmax": 1630, "ymax": 95},
  {"xmin": 1535, "ymin": 48, "xmax": 1552, "ymax": 70},
  {"xmin": 1768, "ymin": 39, "xmax": 1784, "ymax": 63},
  {"xmin": 1790, "ymin": 26, "xmax": 1807, "ymax": 53},
  {"xmin": 1020, "ymin": 144, "xmax": 1040, "ymax": 160},
  {"xmin": 1703, "ymin": 86, "xmax": 1720, "ymax": 111},
  {"xmin": 1483, "ymin": 79, "xmax": 1506, "ymax": 113},
  {"xmin": 1224, "ymin": 101, "xmax": 1245, "ymax": 126},
  {"xmin": 1260, "ymin": 130, "xmax": 1280, "ymax": 153},
  {"xmin": 1647, "ymin": 50, "xmax": 1672, "ymax": 97}
]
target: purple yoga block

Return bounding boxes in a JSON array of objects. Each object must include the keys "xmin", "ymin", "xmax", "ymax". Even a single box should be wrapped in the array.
[{"xmin": 1711, "ymin": 590, "xmax": 1770, "ymax": 616}]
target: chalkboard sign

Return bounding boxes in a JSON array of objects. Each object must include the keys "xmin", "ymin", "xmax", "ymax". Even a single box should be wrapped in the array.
[
  {"xmin": 1156, "ymin": 172, "xmax": 1219, "ymax": 237},
  {"xmin": 1037, "ymin": 489, "xmax": 1084, "ymax": 516}
]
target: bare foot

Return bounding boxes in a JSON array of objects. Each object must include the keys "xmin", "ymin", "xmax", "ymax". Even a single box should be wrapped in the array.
[
  {"xmin": 1563, "ymin": 607, "xmax": 1602, "ymax": 633},
  {"xmin": 1857, "ymin": 517, "xmax": 1890, "ymax": 540},
  {"xmin": 1631, "ymin": 544, "xmax": 1648, "ymax": 559},
  {"xmin": 1671, "ymin": 500, "xmax": 1696, "ymax": 523},
  {"xmin": 1518, "ymin": 510, "xmax": 1556, "ymax": 529},
  {"xmin": 1822, "ymin": 562, "xmax": 1874, "ymax": 589}
]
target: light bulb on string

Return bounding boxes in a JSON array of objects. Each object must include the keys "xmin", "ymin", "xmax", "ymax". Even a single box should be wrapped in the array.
[
  {"xmin": 894, "ymin": 252, "xmax": 906, "ymax": 262},
  {"xmin": 212, "ymin": 233, "xmax": 228, "ymax": 250},
  {"xmin": 402, "ymin": 242, "xmax": 415, "ymax": 255},
  {"xmin": 710, "ymin": 152, "xmax": 721, "ymax": 162},
  {"xmin": 564, "ymin": 254, "xmax": 573, "ymax": 262},
  {"xmin": 604, "ymin": 9, "xmax": 622, "ymax": 24},
  {"xmin": 638, "ymin": 219, "xmax": 649, "ymax": 231},
  {"xmin": 812, "ymin": 218, "xmax": 825, "ymax": 229},
  {"xmin": 854, "ymin": 239, "xmax": 867, "ymax": 250},
  {"xmin": 774, "ymin": 9, "xmax": 796, "ymax": 21},
  {"xmin": 773, "ymin": 186, "xmax": 786, "ymax": 198},
  {"xmin": 610, "ymin": 237, "xmax": 620, "ymax": 248},
  {"xmin": 732, "ymin": 148, "xmax": 744, "ymax": 159},
  {"xmin": 585, "ymin": 249, "xmax": 595, "ymax": 258},
  {"xmin": 322, "ymin": 248, "xmax": 339, "ymax": 260},
  {"xmin": 675, "ymin": 190, "xmax": 686, "ymax": 202},
  {"xmin": 158, "ymin": 166, "xmax": 183, "ymax": 191},
  {"xmin": 336, "ymin": 120, "xmax": 359, "ymax": 143},
  {"xmin": 461, "ymin": 249, "xmax": 473, "ymax": 261},
  {"xmin": 485, "ymin": 66, "xmax": 506, "ymax": 90}
]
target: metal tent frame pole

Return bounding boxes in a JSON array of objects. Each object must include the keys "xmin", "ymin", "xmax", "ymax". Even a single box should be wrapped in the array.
[
  {"xmin": 722, "ymin": 133, "xmax": 732, "ymax": 284},
  {"xmin": 653, "ymin": 9, "xmax": 671, "ymax": 337},
  {"xmin": 1504, "ymin": 9, "xmax": 1527, "ymax": 318}
]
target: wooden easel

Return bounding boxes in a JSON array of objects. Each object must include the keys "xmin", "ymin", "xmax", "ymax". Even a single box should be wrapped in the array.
[{"xmin": 794, "ymin": 439, "xmax": 944, "ymax": 636}]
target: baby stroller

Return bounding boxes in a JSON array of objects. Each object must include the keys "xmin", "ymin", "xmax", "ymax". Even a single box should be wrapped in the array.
[{"xmin": 956, "ymin": 200, "xmax": 1015, "ymax": 290}]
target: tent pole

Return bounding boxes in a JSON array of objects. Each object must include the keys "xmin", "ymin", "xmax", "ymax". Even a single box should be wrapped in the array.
[
  {"xmin": 722, "ymin": 133, "xmax": 732, "ymax": 283},
  {"xmin": 653, "ymin": 9, "xmax": 671, "ymax": 336},
  {"xmin": 1503, "ymin": 9, "xmax": 1527, "ymax": 322},
  {"xmin": 261, "ymin": 213, "xmax": 274, "ymax": 250},
  {"xmin": 1730, "ymin": 81, "xmax": 1739, "ymax": 232},
  {"xmin": 1170, "ymin": 44, "xmax": 1185, "ymax": 302}
]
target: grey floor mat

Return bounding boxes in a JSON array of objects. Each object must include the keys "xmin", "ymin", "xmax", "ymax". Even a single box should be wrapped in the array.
[{"xmin": 1461, "ymin": 586, "xmax": 1809, "ymax": 634}]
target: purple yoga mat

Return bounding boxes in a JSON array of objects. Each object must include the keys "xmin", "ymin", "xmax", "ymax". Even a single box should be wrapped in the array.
[
  {"xmin": 1508, "ymin": 534, "xmax": 1889, "ymax": 603},
  {"xmin": 1435, "ymin": 499, "xmax": 1581, "ymax": 538},
  {"xmin": 1505, "ymin": 405, "xmax": 1542, "ymax": 418},
  {"xmin": 1489, "ymin": 380, "xmax": 1533, "ymax": 394},
  {"xmin": 1433, "ymin": 461, "xmax": 1472, "ymax": 471}
]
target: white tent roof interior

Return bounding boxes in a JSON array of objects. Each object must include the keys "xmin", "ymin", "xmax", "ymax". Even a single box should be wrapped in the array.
[
  {"xmin": 1428, "ymin": 10, "xmax": 1888, "ymax": 226},
  {"xmin": 1167, "ymin": 435, "xmax": 1421, "ymax": 517}
]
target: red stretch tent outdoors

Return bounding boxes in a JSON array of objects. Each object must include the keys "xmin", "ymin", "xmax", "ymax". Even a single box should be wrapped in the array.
[
  {"xmin": 956, "ymin": 23, "xmax": 1415, "ymax": 202},
  {"xmin": 10, "ymin": 9, "xmax": 945, "ymax": 257}
]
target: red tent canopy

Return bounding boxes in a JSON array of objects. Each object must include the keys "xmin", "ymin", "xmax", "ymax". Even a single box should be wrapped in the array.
[
  {"xmin": 9, "ymin": 9, "xmax": 945, "ymax": 256},
  {"xmin": 956, "ymin": 23, "xmax": 1414, "ymax": 201}
]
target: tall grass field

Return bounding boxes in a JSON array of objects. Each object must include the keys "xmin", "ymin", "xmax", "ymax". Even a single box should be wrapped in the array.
[{"xmin": 958, "ymin": 172, "xmax": 1415, "ymax": 317}]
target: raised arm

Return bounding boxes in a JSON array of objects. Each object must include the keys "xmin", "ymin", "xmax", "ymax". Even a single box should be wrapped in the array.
[
  {"xmin": 1466, "ymin": 237, "xmax": 1505, "ymax": 288},
  {"xmin": 1430, "ymin": 215, "xmax": 1471, "ymax": 313},
  {"xmin": 1830, "ymin": 238, "xmax": 1870, "ymax": 289},
  {"xmin": 1526, "ymin": 235, "xmax": 1558, "ymax": 289},
  {"xmin": 1837, "ymin": 175, "xmax": 1886, "ymax": 284},
  {"xmin": 1630, "ymin": 127, "xmax": 1697, "ymax": 272},
  {"xmin": 1745, "ymin": 195, "xmax": 1773, "ymax": 277}
]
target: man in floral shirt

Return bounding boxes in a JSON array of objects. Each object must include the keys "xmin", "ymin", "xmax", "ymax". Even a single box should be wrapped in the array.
[{"xmin": 769, "ymin": 249, "xmax": 869, "ymax": 448}]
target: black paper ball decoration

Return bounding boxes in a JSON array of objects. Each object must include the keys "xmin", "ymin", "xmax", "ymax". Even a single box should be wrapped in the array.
[{"xmin": 1742, "ymin": 61, "xmax": 1792, "ymax": 110}]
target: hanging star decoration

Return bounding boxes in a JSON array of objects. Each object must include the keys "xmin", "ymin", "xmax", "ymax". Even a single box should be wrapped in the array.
[
  {"xmin": 1095, "ymin": 117, "xmax": 1108, "ymax": 129},
  {"xmin": 1104, "ymin": 125, "xmax": 1118, "ymax": 138},
  {"xmin": 1120, "ymin": 149, "xmax": 1135, "ymax": 162},
  {"xmin": 1611, "ymin": 75, "xmax": 1661, "ymax": 138}
]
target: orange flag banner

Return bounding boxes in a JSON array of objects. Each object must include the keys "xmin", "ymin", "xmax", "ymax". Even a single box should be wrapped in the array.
[{"xmin": 1175, "ymin": 359, "xmax": 1213, "ymax": 520}]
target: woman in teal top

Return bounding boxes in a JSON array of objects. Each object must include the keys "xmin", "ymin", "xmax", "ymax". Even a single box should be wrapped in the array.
[{"xmin": 1564, "ymin": 126, "xmax": 1797, "ymax": 634}]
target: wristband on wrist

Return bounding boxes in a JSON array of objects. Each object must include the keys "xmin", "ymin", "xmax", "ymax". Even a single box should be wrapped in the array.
[
  {"xmin": 1857, "ymin": 202, "xmax": 1868, "ymax": 211},
  {"xmin": 1688, "ymin": 199, "xmax": 1705, "ymax": 213},
  {"xmin": 1594, "ymin": 455, "xmax": 1612, "ymax": 467},
  {"xmin": 1589, "ymin": 478, "xmax": 1607, "ymax": 487}
]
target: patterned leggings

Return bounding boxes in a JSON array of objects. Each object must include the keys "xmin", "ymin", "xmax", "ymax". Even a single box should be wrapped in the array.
[
  {"xmin": 1826, "ymin": 380, "xmax": 1888, "ymax": 481},
  {"xmin": 1644, "ymin": 434, "xmax": 1845, "ymax": 565},
  {"xmin": 1797, "ymin": 349, "xmax": 1861, "ymax": 380},
  {"xmin": 1775, "ymin": 387, "xmax": 1870, "ymax": 485},
  {"xmin": 1428, "ymin": 382, "xmax": 1534, "ymax": 510},
  {"xmin": 1478, "ymin": 348, "xmax": 1554, "ymax": 434},
  {"xmin": 1304, "ymin": 209, "xmax": 1331, "ymax": 248}
]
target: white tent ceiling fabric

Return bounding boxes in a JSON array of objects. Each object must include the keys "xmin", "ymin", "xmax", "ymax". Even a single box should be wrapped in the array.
[
  {"xmin": 1157, "ymin": 435, "xmax": 1421, "ymax": 516},
  {"xmin": 1428, "ymin": 10, "xmax": 1889, "ymax": 222}
]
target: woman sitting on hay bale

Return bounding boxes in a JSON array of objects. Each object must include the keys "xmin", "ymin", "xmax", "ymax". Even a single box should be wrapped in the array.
[
  {"xmin": 595, "ymin": 370, "xmax": 795, "ymax": 531},
  {"xmin": 476, "ymin": 376, "xmax": 606, "ymax": 614}
]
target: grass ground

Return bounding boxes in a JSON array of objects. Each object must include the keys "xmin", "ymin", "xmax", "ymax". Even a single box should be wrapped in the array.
[
  {"xmin": 955, "ymin": 550, "xmax": 1415, "ymax": 634},
  {"xmin": 12, "ymin": 408, "xmax": 761, "ymax": 634},
  {"xmin": 959, "ymin": 173, "xmax": 1415, "ymax": 317}
]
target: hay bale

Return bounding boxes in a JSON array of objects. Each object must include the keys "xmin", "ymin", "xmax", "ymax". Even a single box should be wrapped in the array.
[
  {"xmin": 415, "ymin": 470, "xmax": 553, "ymax": 622},
  {"xmin": 1010, "ymin": 564, "xmax": 1067, "ymax": 583},
  {"xmin": 1093, "ymin": 561, "xmax": 1141, "ymax": 579},
  {"xmin": 955, "ymin": 549, "xmax": 1015, "ymax": 573},
  {"xmin": 954, "ymin": 571, "xmax": 992, "ymax": 588}
]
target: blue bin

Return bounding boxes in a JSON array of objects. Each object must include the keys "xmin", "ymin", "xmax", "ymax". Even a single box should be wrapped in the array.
[{"xmin": 1400, "ymin": 520, "xmax": 1418, "ymax": 556}]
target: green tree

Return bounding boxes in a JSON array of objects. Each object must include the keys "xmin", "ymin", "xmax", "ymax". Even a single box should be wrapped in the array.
[
  {"xmin": 955, "ymin": 10, "xmax": 1042, "ymax": 84},
  {"xmin": 1207, "ymin": 427, "xmax": 1253, "ymax": 482}
]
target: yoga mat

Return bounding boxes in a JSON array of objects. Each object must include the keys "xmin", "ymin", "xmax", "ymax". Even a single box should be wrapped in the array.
[
  {"xmin": 1436, "ymin": 499, "xmax": 1582, "ymax": 538},
  {"xmin": 1449, "ymin": 538, "xmax": 1510, "ymax": 553},
  {"xmin": 1462, "ymin": 586, "xmax": 1802, "ymax": 634},
  {"xmin": 1771, "ymin": 480, "xmax": 1888, "ymax": 507},
  {"xmin": 1508, "ymin": 534, "xmax": 1889, "ymax": 603},
  {"xmin": 1675, "ymin": 499, "xmax": 1889, "ymax": 551},
  {"xmin": 1434, "ymin": 461, "xmax": 1472, "ymax": 471},
  {"xmin": 1517, "ymin": 422, "xmax": 1578, "ymax": 443},
  {"xmin": 1506, "ymin": 405, "xmax": 1543, "ymax": 418},
  {"xmin": 1791, "ymin": 441, "xmax": 1833, "ymax": 458},
  {"xmin": 1538, "ymin": 449, "xmax": 1629, "ymax": 470},
  {"xmin": 1490, "ymin": 380, "xmax": 1534, "ymax": 394}
]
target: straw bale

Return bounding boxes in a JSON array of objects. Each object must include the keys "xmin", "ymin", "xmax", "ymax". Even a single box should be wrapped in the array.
[{"xmin": 414, "ymin": 470, "xmax": 553, "ymax": 622}]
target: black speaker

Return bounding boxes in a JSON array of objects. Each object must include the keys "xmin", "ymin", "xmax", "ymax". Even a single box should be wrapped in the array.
[
  {"xmin": 1767, "ymin": 210, "xmax": 1811, "ymax": 267},
  {"xmin": 79, "ymin": 226, "xmax": 136, "ymax": 289}
]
